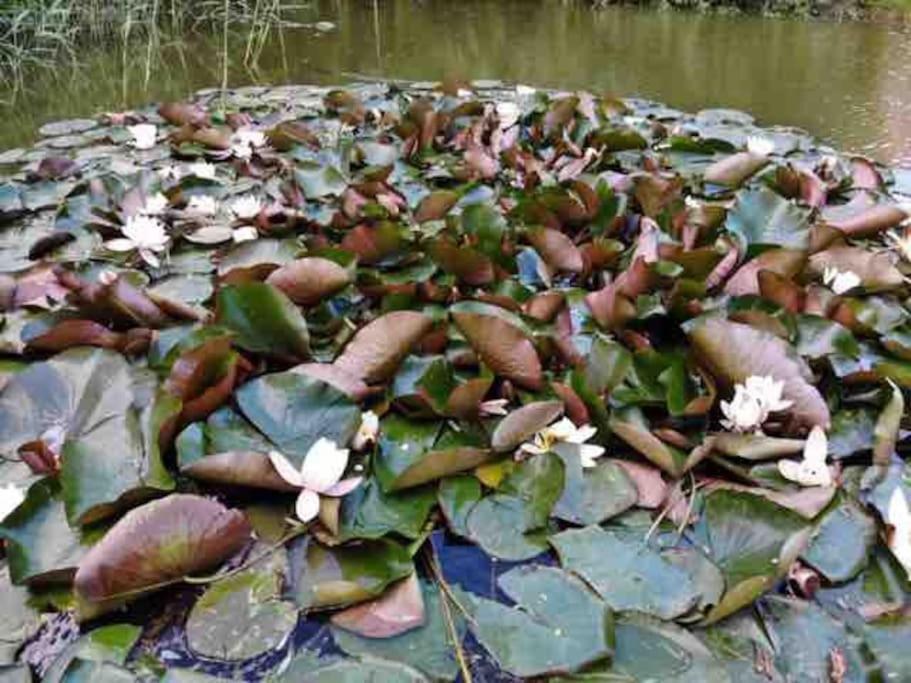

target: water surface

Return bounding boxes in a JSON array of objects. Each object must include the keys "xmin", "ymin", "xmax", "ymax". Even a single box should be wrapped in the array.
[{"xmin": 2, "ymin": 0, "xmax": 909, "ymax": 165}]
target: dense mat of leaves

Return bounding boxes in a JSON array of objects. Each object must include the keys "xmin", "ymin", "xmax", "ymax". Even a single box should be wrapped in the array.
[{"xmin": 0, "ymin": 80, "xmax": 910, "ymax": 681}]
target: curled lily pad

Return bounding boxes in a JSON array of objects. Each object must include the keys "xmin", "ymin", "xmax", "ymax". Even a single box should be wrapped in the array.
[
  {"xmin": 330, "ymin": 572, "xmax": 425, "ymax": 638},
  {"xmin": 451, "ymin": 310, "xmax": 543, "ymax": 390},
  {"xmin": 73, "ymin": 494, "xmax": 251, "ymax": 609},
  {"xmin": 490, "ymin": 400, "xmax": 563, "ymax": 453},
  {"xmin": 334, "ymin": 311, "xmax": 433, "ymax": 384},
  {"xmin": 265, "ymin": 257, "xmax": 352, "ymax": 307}
]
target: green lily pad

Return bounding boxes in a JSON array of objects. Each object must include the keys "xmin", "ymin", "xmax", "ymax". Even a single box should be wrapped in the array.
[
  {"xmin": 725, "ymin": 186, "xmax": 811, "ymax": 252},
  {"xmin": 289, "ymin": 537, "xmax": 413, "ymax": 610},
  {"xmin": 467, "ymin": 565, "xmax": 613, "ymax": 678},
  {"xmin": 332, "ymin": 580, "xmax": 466, "ymax": 680},
  {"xmin": 185, "ymin": 545, "xmax": 297, "ymax": 661},
  {"xmin": 801, "ymin": 493, "xmax": 876, "ymax": 583},
  {"xmin": 551, "ymin": 525, "xmax": 708, "ymax": 620},
  {"xmin": 0, "ymin": 348, "xmax": 174, "ymax": 524},
  {"xmin": 236, "ymin": 370, "xmax": 361, "ymax": 466},
  {"xmin": 216, "ymin": 282, "xmax": 310, "ymax": 360},
  {"xmin": 552, "ymin": 447, "xmax": 638, "ymax": 525}
]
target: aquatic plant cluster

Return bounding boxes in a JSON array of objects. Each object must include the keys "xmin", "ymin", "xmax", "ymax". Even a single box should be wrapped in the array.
[{"xmin": 0, "ymin": 80, "xmax": 910, "ymax": 680}]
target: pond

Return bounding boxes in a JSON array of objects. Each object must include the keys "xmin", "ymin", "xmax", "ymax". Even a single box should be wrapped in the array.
[{"xmin": 1, "ymin": 0, "xmax": 910, "ymax": 166}]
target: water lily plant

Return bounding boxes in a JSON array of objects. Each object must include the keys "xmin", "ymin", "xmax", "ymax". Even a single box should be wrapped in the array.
[
  {"xmin": 185, "ymin": 195, "xmax": 218, "ymax": 216},
  {"xmin": 351, "ymin": 410, "xmax": 379, "ymax": 451},
  {"xmin": 778, "ymin": 426, "xmax": 832, "ymax": 487},
  {"xmin": 189, "ymin": 161, "xmax": 217, "ymax": 180},
  {"xmin": 520, "ymin": 417, "xmax": 605, "ymax": 467},
  {"xmin": 230, "ymin": 195, "xmax": 262, "ymax": 221},
  {"xmin": 127, "ymin": 123, "xmax": 157, "ymax": 150},
  {"xmin": 823, "ymin": 267, "xmax": 861, "ymax": 294},
  {"xmin": 105, "ymin": 214, "xmax": 169, "ymax": 267},
  {"xmin": 746, "ymin": 135, "xmax": 775, "ymax": 157},
  {"xmin": 720, "ymin": 375, "xmax": 793, "ymax": 433},
  {"xmin": 268, "ymin": 438, "xmax": 362, "ymax": 523},
  {"xmin": 231, "ymin": 128, "xmax": 267, "ymax": 159}
]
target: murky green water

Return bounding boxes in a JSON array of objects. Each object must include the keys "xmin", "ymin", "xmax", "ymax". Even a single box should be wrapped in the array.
[{"xmin": 2, "ymin": 0, "xmax": 909, "ymax": 165}]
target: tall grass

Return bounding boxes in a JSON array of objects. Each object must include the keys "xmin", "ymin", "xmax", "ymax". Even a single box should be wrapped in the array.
[{"xmin": 0, "ymin": 0, "xmax": 300, "ymax": 96}]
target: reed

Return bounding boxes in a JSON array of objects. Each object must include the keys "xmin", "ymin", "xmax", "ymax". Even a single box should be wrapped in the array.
[{"xmin": 0, "ymin": 0, "xmax": 296, "ymax": 96}]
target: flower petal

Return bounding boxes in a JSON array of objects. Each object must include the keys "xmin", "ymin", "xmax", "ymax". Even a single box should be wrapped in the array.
[
  {"xmin": 803, "ymin": 425, "xmax": 828, "ymax": 464},
  {"xmin": 295, "ymin": 489, "xmax": 321, "ymax": 523},
  {"xmin": 568, "ymin": 425, "xmax": 597, "ymax": 444},
  {"xmin": 268, "ymin": 450, "xmax": 305, "ymax": 488},
  {"xmin": 300, "ymin": 437, "xmax": 349, "ymax": 493},
  {"xmin": 105, "ymin": 238, "xmax": 136, "ymax": 252},
  {"xmin": 579, "ymin": 444, "xmax": 605, "ymax": 468},
  {"xmin": 323, "ymin": 476, "xmax": 363, "ymax": 497}
]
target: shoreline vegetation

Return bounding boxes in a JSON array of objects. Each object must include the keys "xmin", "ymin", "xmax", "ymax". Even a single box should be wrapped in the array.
[{"xmin": 1, "ymin": 0, "xmax": 908, "ymax": 100}]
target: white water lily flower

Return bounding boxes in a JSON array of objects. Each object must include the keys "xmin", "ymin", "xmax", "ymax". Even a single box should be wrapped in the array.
[
  {"xmin": 141, "ymin": 192, "xmax": 169, "ymax": 216},
  {"xmin": 823, "ymin": 267, "xmax": 861, "ymax": 295},
  {"xmin": 232, "ymin": 227, "xmax": 259, "ymax": 243},
  {"xmin": 231, "ymin": 128, "xmax": 267, "ymax": 159},
  {"xmin": 520, "ymin": 417, "xmax": 605, "ymax": 468},
  {"xmin": 352, "ymin": 410, "xmax": 380, "ymax": 451},
  {"xmin": 516, "ymin": 84, "xmax": 537, "ymax": 96},
  {"xmin": 268, "ymin": 438, "xmax": 362, "ymax": 523},
  {"xmin": 684, "ymin": 196, "xmax": 702, "ymax": 210},
  {"xmin": 746, "ymin": 135, "xmax": 775, "ymax": 157},
  {"xmin": 128, "ymin": 123, "xmax": 157, "ymax": 150},
  {"xmin": 105, "ymin": 214, "xmax": 169, "ymax": 267},
  {"xmin": 158, "ymin": 164, "xmax": 183, "ymax": 182},
  {"xmin": 0, "ymin": 483, "xmax": 26, "ymax": 522},
  {"xmin": 886, "ymin": 488, "xmax": 911, "ymax": 580},
  {"xmin": 189, "ymin": 162, "xmax": 217, "ymax": 180},
  {"xmin": 720, "ymin": 384, "xmax": 765, "ymax": 433},
  {"xmin": 744, "ymin": 375, "xmax": 793, "ymax": 414},
  {"xmin": 778, "ymin": 426, "xmax": 832, "ymax": 487},
  {"xmin": 186, "ymin": 195, "xmax": 218, "ymax": 217},
  {"xmin": 230, "ymin": 195, "xmax": 262, "ymax": 221}
]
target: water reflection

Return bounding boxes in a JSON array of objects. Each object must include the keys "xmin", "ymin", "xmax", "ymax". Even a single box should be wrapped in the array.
[{"xmin": 1, "ymin": 0, "xmax": 909, "ymax": 165}]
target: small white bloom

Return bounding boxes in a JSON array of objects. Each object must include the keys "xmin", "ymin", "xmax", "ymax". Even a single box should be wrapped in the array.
[
  {"xmin": 158, "ymin": 164, "xmax": 183, "ymax": 182},
  {"xmin": 778, "ymin": 425, "xmax": 832, "ymax": 487},
  {"xmin": 886, "ymin": 488, "xmax": 911, "ymax": 580},
  {"xmin": 746, "ymin": 135, "xmax": 775, "ymax": 157},
  {"xmin": 141, "ymin": 192, "xmax": 169, "ymax": 216},
  {"xmin": 744, "ymin": 375, "xmax": 793, "ymax": 414},
  {"xmin": 456, "ymin": 88, "xmax": 472, "ymax": 98},
  {"xmin": 128, "ymin": 123, "xmax": 157, "ymax": 150},
  {"xmin": 478, "ymin": 398, "xmax": 509, "ymax": 417},
  {"xmin": 823, "ymin": 267, "xmax": 861, "ymax": 295},
  {"xmin": 496, "ymin": 102, "xmax": 520, "ymax": 130},
  {"xmin": 230, "ymin": 195, "xmax": 262, "ymax": 221},
  {"xmin": 232, "ymin": 227, "xmax": 259, "ymax": 243},
  {"xmin": 352, "ymin": 410, "xmax": 380, "ymax": 451},
  {"xmin": 520, "ymin": 417, "xmax": 605, "ymax": 468},
  {"xmin": 516, "ymin": 84, "xmax": 537, "ymax": 96},
  {"xmin": 189, "ymin": 162, "xmax": 217, "ymax": 180},
  {"xmin": 98, "ymin": 269, "xmax": 118, "ymax": 285},
  {"xmin": 0, "ymin": 483, "xmax": 26, "ymax": 522},
  {"xmin": 720, "ymin": 385, "xmax": 765, "ymax": 433},
  {"xmin": 105, "ymin": 214, "xmax": 169, "ymax": 268},
  {"xmin": 231, "ymin": 128, "xmax": 267, "ymax": 159},
  {"xmin": 685, "ymin": 196, "xmax": 702, "ymax": 210},
  {"xmin": 186, "ymin": 195, "xmax": 218, "ymax": 217},
  {"xmin": 268, "ymin": 438, "xmax": 362, "ymax": 523}
]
